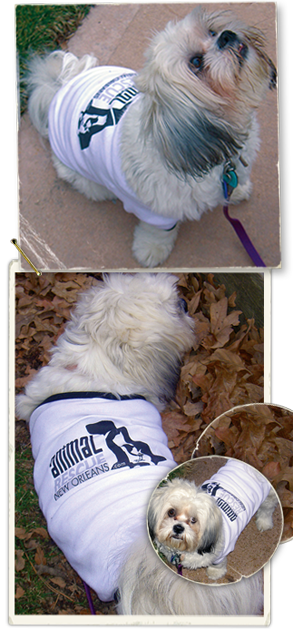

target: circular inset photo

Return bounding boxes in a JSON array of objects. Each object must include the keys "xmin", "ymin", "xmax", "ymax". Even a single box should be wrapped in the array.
[
  {"xmin": 147, "ymin": 456, "xmax": 283, "ymax": 585},
  {"xmin": 193, "ymin": 403, "xmax": 293, "ymax": 542}
]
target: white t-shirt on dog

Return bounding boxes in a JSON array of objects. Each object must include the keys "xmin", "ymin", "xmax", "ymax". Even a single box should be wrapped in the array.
[
  {"xmin": 201, "ymin": 459, "xmax": 272, "ymax": 564},
  {"xmin": 48, "ymin": 66, "xmax": 177, "ymax": 230},
  {"xmin": 29, "ymin": 394, "xmax": 175, "ymax": 601}
]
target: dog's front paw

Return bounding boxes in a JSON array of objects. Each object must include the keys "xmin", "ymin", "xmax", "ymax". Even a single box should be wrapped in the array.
[
  {"xmin": 255, "ymin": 489, "xmax": 278, "ymax": 531},
  {"xmin": 255, "ymin": 513, "xmax": 274, "ymax": 532},
  {"xmin": 132, "ymin": 221, "xmax": 180, "ymax": 267},
  {"xmin": 207, "ymin": 559, "xmax": 227, "ymax": 580}
]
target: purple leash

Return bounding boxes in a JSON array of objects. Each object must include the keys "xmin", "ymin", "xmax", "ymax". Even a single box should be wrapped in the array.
[
  {"xmin": 222, "ymin": 164, "xmax": 266, "ymax": 267},
  {"xmin": 83, "ymin": 581, "xmax": 96, "ymax": 615}
]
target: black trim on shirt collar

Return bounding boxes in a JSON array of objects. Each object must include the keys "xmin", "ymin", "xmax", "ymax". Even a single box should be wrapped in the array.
[{"xmin": 37, "ymin": 391, "xmax": 146, "ymax": 408}]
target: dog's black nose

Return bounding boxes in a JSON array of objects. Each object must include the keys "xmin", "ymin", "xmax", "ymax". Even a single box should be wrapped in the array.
[
  {"xmin": 173, "ymin": 523, "xmax": 185, "ymax": 535},
  {"xmin": 217, "ymin": 30, "xmax": 238, "ymax": 49}
]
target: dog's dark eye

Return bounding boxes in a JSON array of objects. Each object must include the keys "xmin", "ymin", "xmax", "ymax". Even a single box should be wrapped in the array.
[
  {"xmin": 189, "ymin": 54, "xmax": 204, "ymax": 72},
  {"xmin": 209, "ymin": 29, "xmax": 217, "ymax": 37},
  {"xmin": 168, "ymin": 508, "xmax": 176, "ymax": 518},
  {"xmin": 190, "ymin": 516, "xmax": 198, "ymax": 524}
]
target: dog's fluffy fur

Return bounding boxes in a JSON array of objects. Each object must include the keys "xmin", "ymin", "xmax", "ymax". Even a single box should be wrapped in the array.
[
  {"xmin": 17, "ymin": 274, "xmax": 265, "ymax": 615},
  {"xmin": 16, "ymin": 274, "xmax": 194, "ymax": 419},
  {"xmin": 117, "ymin": 538, "xmax": 264, "ymax": 615},
  {"xmin": 26, "ymin": 8, "xmax": 276, "ymax": 267},
  {"xmin": 148, "ymin": 476, "xmax": 278, "ymax": 581}
]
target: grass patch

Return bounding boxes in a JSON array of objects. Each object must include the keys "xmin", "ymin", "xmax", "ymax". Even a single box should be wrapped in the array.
[
  {"xmin": 16, "ymin": 4, "xmax": 92, "ymax": 114},
  {"xmin": 15, "ymin": 444, "xmax": 39, "ymax": 528},
  {"xmin": 14, "ymin": 433, "xmax": 90, "ymax": 615},
  {"xmin": 15, "ymin": 442, "xmax": 54, "ymax": 614}
]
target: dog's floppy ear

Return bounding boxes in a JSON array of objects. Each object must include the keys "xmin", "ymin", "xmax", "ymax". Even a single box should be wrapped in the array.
[
  {"xmin": 197, "ymin": 530, "xmax": 218, "ymax": 555},
  {"xmin": 147, "ymin": 480, "xmax": 169, "ymax": 540},
  {"xmin": 149, "ymin": 99, "xmax": 244, "ymax": 177},
  {"xmin": 147, "ymin": 504, "xmax": 158, "ymax": 541},
  {"xmin": 197, "ymin": 502, "xmax": 222, "ymax": 555},
  {"xmin": 148, "ymin": 518, "xmax": 156, "ymax": 542},
  {"xmin": 136, "ymin": 68, "xmax": 245, "ymax": 177}
]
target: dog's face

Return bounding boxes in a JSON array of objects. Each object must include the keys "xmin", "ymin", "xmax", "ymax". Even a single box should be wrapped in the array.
[
  {"xmin": 148, "ymin": 478, "xmax": 222, "ymax": 555},
  {"xmin": 151, "ymin": 489, "xmax": 202, "ymax": 553},
  {"xmin": 136, "ymin": 8, "xmax": 276, "ymax": 177},
  {"xmin": 183, "ymin": 10, "xmax": 276, "ymax": 104}
]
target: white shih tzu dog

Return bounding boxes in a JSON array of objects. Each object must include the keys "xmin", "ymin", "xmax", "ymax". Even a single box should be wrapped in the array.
[
  {"xmin": 26, "ymin": 8, "xmax": 276, "ymax": 267},
  {"xmin": 148, "ymin": 460, "xmax": 279, "ymax": 581},
  {"xmin": 17, "ymin": 274, "xmax": 265, "ymax": 615}
]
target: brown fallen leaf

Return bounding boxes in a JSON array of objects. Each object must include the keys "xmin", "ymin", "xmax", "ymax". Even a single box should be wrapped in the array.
[
  {"xmin": 187, "ymin": 290, "xmax": 202, "ymax": 316},
  {"xmin": 32, "ymin": 527, "xmax": 49, "ymax": 539},
  {"xmin": 15, "ymin": 585, "xmax": 25, "ymax": 599},
  {"xmin": 52, "ymin": 280, "xmax": 86, "ymax": 302},
  {"xmin": 273, "ymin": 467, "xmax": 293, "ymax": 491},
  {"xmin": 50, "ymin": 576, "xmax": 67, "ymax": 588},
  {"xmin": 214, "ymin": 425, "xmax": 239, "ymax": 450},
  {"xmin": 182, "ymin": 401, "xmax": 204, "ymax": 417},
  {"xmin": 262, "ymin": 461, "xmax": 282, "ymax": 479},
  {"xmin": 35, "ymin": 545, "xmax": 46, "ymax": 566},
  {"xmin": 15, "ymin": 550, "xmax": 25, "ymax": 572},
  {"xmin": 208, "ymin": 298, "xmax": 242, "ymax": 348},
  {"xmin": 15, "ymin": 527, "xmax": 28, "ymax": 540},
  {"xmin": 275, "ymin": 484, "xmax": 293, "ymax": 509},
  {"xmin": 24, "ymin": 539, "xmax": 39, "ymax": 551}
]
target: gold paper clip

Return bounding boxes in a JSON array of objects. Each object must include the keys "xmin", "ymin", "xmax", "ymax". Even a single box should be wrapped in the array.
[{"xmin": 11, "ymin": 239, "xmax": 42, "ymax": 276}]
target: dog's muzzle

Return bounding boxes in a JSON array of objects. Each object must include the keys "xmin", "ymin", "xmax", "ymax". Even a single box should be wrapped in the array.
[
  {"xmin": 172, "ymin": 523, "xmax": 185, "ymax": 538},
  {"xmin": 217, "ymin": 30, "xmax": 238, "ymax": 49},
  {"xmin": 217, "ymin": 30, "xmax": 248, "ymax": 61}
]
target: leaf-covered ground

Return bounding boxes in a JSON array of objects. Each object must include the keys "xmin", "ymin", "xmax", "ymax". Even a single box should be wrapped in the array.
[
  {"xmin": 161, "ymin": 273, "xmax": 264, "ymax": 464},
  {"xmin": 14, "ymin": 271, "xmax": 266, "ymax": 616},
  {"xmin": 195, "ymin": 404, "xmax": 293, "ymax": 542}
]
